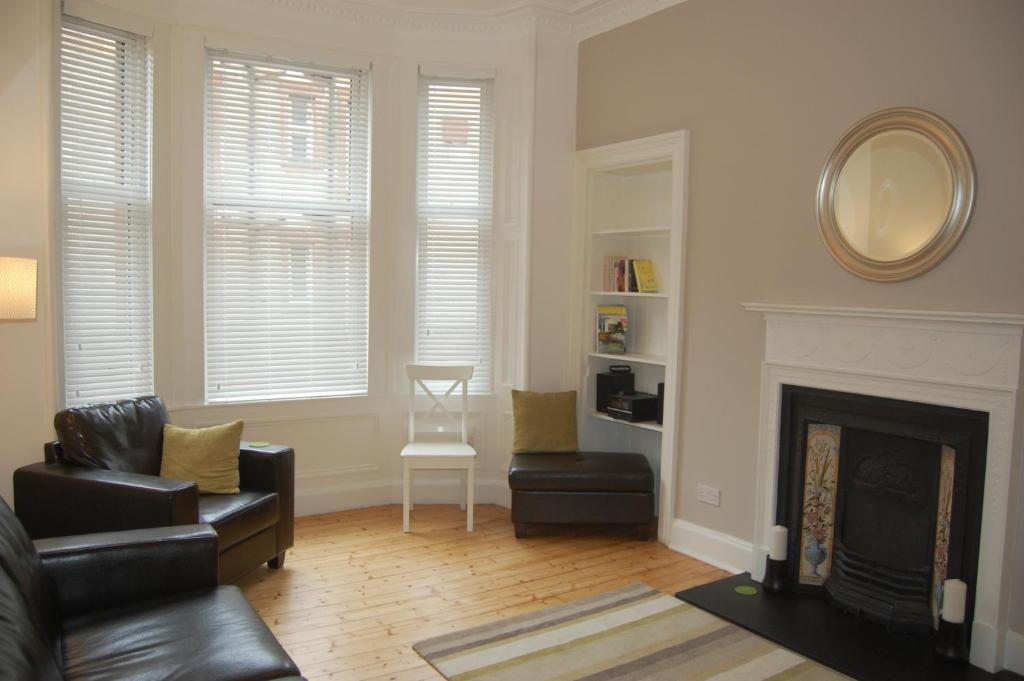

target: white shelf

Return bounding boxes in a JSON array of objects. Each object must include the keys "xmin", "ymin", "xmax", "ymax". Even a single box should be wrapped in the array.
[
  {"xmin": 591, "ymin": 226, "xmax": 670, "ymax": 237},
  {"xmin": 590, "ymin": 290, "xmax": 668, "ymax": 298},
  {"xmin": 574, "ymin": 130, "xmax": 689, "ymax": 543},
  {"xmin": 588, "ymin": 410, "xmax": 663, "ymax": 432},
  {"xmin": 588, "ymin": 352, "xmax": 666, "ymax": 366}
]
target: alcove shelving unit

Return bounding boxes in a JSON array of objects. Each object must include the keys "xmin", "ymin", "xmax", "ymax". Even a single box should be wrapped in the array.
[{"xmin": 570, "ymin": 131, "xmax": 689, "ymax": 543}]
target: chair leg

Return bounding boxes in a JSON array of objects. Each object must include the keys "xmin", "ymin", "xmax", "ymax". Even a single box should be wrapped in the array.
[
  {"xmin": 403, "ymin": 462, "xmax": 412, "ymax": 533},
  {"xmin": 636, "ymin": 523, "xmax": 652, "ymax": 541},
  {"xmin": 459, "ymin": 469, "xmax": 467, "ymax": 511},
  {"xmin": 268, "ymin": 552, "xmax": 286, "ymax": 569},
  {"xmin": 466, "ymin": 465, "xmax": 474, "ymax": 532},
  {"xmin": 514, "ymin": 522, "xmax": 528, "ymax": 538}
]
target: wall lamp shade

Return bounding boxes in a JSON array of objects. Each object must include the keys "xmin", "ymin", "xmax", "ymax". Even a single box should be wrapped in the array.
[{"xmin": 0, "ymin": 257, "xmax": 38, "ymax": 321}]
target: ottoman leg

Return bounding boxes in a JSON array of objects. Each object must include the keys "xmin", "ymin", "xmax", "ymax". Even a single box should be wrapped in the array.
[{"xmin": 514, "ymin": 522, "xmax": 529, "ymax": 538}]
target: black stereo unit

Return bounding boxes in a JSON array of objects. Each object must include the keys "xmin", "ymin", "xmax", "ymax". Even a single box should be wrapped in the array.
[
  {"xmin": 596, "ymin": 365, "xmax": 634, "ymax": 413},
  {"xmin": 606, "ymin": 391, "xmax": 659, "ymax": 423}
]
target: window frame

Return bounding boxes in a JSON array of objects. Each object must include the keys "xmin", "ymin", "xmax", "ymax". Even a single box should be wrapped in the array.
[
  {"xmin": 202, "ymin": 49, "xmax": 373, "ymax": 404},
  {"xmin": 414, "ymin": 73, "xmax": 497, "ymax": 396},
  {"xmin": 56, "ymin": 15, "xmax": 155, "ymax": 408}
]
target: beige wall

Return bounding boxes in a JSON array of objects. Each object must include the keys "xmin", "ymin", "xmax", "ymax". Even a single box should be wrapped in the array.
[
  {"xmin": 577, "ymin": 0, "xmax": 1024, "ymax": 627},
  {"xmin": 0, "ymin": 0, "xmax": 56, "ymax": 505}
]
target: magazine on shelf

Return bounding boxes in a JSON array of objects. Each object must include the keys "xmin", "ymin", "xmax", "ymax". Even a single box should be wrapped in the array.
[{"xmin": 596, "ymin": 305, "xmax": 628, "ymax": 353}]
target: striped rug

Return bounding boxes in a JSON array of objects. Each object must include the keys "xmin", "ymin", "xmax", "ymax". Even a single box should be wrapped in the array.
[{"xmin": 413, "ymin": 583, "xmax": 851, "ymax": 681}]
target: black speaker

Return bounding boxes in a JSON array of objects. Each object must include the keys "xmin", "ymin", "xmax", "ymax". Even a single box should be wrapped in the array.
[
  {"xmin": 657, "ymin": 382, "xmax": 665, "ymax": 425},
  {"xmin": 596, "ymin": 365, "xmax": 634, "ymax": 412}
]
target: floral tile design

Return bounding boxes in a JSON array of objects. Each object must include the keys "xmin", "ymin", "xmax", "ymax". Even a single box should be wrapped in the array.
[
  {"xmin": 930, "ymin": 445, "xmax": 955, "ymax": 628},
  {"xmin": 799, "ymin": 423, "xmax": 841, "ymax": 586}
]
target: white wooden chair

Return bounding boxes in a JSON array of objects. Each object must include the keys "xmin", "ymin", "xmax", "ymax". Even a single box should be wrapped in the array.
[{"xmin": 402, "ymin": 364, "xmax": 476, "ymax": 533}]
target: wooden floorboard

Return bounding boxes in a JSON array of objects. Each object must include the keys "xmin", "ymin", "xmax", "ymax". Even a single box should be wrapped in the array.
[{"xmin": 237, "ymin": 504, "xmax": 727, "ymax": 681}]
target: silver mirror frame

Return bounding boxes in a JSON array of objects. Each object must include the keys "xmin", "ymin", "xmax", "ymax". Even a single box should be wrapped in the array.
[{"xmin": 816, "ymin": 107, "xmax": 975, "ymax": 282}]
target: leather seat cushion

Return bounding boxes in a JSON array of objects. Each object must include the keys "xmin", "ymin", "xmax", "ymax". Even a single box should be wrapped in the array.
[
  {"xmin": 199, "ymin": 492, "xmax": 279, "ymax": 550},
  {"xmin": 508, "ymin": 452, "xmax": 654, "ymax": 493},
  {"xmin": 62, "ymin": 586, "xmax": 300, "ymax": 681}
]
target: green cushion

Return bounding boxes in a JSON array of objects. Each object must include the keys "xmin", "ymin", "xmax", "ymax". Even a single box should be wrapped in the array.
[
  {"xmin": 160, "ymin": 421, "xmax": 243, "ymax": 494},
  {"xmin": 511, "ymin": 390, "xmax": 578, "ymax": 454}
]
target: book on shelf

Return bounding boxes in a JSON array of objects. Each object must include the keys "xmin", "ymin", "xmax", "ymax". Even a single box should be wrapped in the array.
[
  {"xmin": 602, "ymin": 255, "xmax": 619, "ymax": 291},
  {"xmin": 602, "ymin": 256, "xmax": 658, "ymax": 293},
  {"xmin": 623, "ymin": 259, "xmax": 633, "ymax": 292},
  {"xmin": 596, "ymin": 305, "xmax": 628, "ymax": 354},
  {"xmin": 632, "ymin": 259, "xmax": 658, "ymax": 293}
]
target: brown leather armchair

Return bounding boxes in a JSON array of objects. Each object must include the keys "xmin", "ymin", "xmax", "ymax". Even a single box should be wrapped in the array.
[
  {"xmin": 0, "ymin": 495, "xmax": 303, "ymax": 680},
  {"xmin": 13, "ymin": 397, "xmax": 295, "ymax": 583}
]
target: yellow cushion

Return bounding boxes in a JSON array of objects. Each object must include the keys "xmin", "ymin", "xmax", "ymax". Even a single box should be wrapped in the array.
[
  {"xmin": 511, "ymin": 390, "xmax": 578, "ymax": 454},
  {"xmin": 160, "ymin": 421, "xmax": 243, "ymax": 494}
]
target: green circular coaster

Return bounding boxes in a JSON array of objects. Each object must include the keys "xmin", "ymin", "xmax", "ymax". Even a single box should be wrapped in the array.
[
  {"xmin": 734, "ymin": 585, "xmax": 759, "ymax": 596},
  {"xmin": 247, "ymin": 441, "xmax": 271, "ymax": 448}
]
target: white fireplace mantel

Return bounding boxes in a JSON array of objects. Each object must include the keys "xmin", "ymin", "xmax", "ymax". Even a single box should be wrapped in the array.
[{"xmin": 743, "ymin": 302, "xmax": 1024, "ymax": 673}]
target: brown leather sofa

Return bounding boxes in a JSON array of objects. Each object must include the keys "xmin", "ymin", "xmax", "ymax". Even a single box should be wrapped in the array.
[
  {"xmin": 13, "ymin": 396, "xmax": 294, "ymax": 583},
  {"xmin": 0, "ymin": 495, "xmax": 303, "ymax": 681},
  {"xmin": 508, "ymin": 451, "xmax": 655, "ymax": 539}
]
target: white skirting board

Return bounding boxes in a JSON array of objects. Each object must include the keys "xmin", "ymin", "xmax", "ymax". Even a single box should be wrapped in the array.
[
  {"xmin": 295, "ymin": 476, "xmax": 511, "ymax": 517},
  {"xmin": 667, "ymin": 518, "xmax": 754, "ymax": 575},
  {"xmin": 1005, "ymin": 630, "xmax": 1024, "ymax": 674}
]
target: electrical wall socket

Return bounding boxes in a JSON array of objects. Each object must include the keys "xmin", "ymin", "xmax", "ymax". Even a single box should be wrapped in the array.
[{"xmin": 696, "ymin": 483, "xmax": 721, "ymax": 507}]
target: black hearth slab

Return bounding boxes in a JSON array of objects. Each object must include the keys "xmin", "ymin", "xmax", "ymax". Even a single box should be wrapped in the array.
[{"xmin": 676, "ymin": 574, "xmax": 1023, "ymax": 681}]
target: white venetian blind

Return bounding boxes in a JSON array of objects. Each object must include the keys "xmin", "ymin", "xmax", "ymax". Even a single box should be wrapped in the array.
[
  {"xmin": 59, "ymin": 18, "xmax": 153, "ymax": 406},
  {"xmin": 205, "ymin": 51, "xmax": 370, "ymax": 402},
  {"xmin": 415, "ymin": 75, "xmax": 495, "ymax": 394}
]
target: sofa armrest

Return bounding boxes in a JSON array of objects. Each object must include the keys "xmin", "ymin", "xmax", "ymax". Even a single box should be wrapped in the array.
[
  {"xmin": 35, "ymin": 524, "xmax": 219, "ymax": 617},
  {"xmin": 239, "ymin": 442, "xmax": 295, "ymax": 553},
  {"xmin": 13, "ymin": 462, "xmax": 199, "ymax": 539}
]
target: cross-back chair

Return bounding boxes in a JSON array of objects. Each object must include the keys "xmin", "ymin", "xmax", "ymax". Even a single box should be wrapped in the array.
[{"xmin": 401, "ymin": 364, "xmax": 477, "ymax": 532}]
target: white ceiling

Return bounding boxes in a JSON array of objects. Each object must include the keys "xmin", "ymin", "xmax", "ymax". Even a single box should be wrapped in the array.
[
  {"xmin": 335, "ymin": 0, "xmax": 610, "ymax": 18},
  {"xmin": 250, "ymin": 0, "xmax": 686, "ymax": 38}
]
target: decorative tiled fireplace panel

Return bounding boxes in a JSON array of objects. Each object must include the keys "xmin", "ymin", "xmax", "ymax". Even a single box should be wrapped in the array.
[{"xmin": 798, "ymin": 423, "xmax": 839, "ymax": 586}]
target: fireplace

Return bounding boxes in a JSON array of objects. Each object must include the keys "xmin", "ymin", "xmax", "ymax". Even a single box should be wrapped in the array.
[
  {"xmin": 745, "ymin": 303, "xmax": 1023, "ymax": 672},
  {"xmin": 827, "ymin": 428, "xmax": 942, "ymax": 631},
  {"xmin": 775, "ymin": 386, "xmax": 987, "ymax": 634}
]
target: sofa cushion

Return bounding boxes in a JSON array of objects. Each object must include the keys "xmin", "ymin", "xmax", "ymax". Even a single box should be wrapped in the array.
[
  {"xmin": 55, "ymin": 397, "xmax": 170, "ymax": 475},
  {"xmin": 161, "ymin": 421, "xmax": 243, "ymax": 494},
  {"xmin": 62, "ymin": 586, "xmax": 300, "ymax": 681},
  {"xmin": 508, "ymin": 452, "xmax": 654, "ymax": 493},
  {"xmin": 199, "ymin": 492, "xmax": 279, "ymax": 550}
]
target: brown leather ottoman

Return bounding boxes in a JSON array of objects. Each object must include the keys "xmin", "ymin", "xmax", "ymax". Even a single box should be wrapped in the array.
[{"xmin": 508, "ymin": 452, "xmax": 654, "ymax": 539}]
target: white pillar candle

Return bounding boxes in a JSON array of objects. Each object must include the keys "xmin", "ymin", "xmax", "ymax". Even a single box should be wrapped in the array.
[
  {"xmin": 942, "ymin": 579, "xmax": 967, "ymax": 624},
  {"xmin": 769, "ymin": 525, "xmax": 788, "ymax": 561}
]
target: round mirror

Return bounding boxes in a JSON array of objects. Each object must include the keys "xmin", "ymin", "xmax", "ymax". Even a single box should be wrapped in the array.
[{"xmin": 817, "ymin": 108, "xmax": 975, "ymax": 282}]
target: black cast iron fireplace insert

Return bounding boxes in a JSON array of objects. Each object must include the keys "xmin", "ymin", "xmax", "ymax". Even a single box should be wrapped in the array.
[{"xmin": 775, "ymin": 385, "xmax": 987, "ymax": 638}]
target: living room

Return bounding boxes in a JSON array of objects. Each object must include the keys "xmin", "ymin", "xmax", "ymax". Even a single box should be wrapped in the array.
[{"xmin": 1, "ymin": 0, "xmax": 1022, "ymax": 679}]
